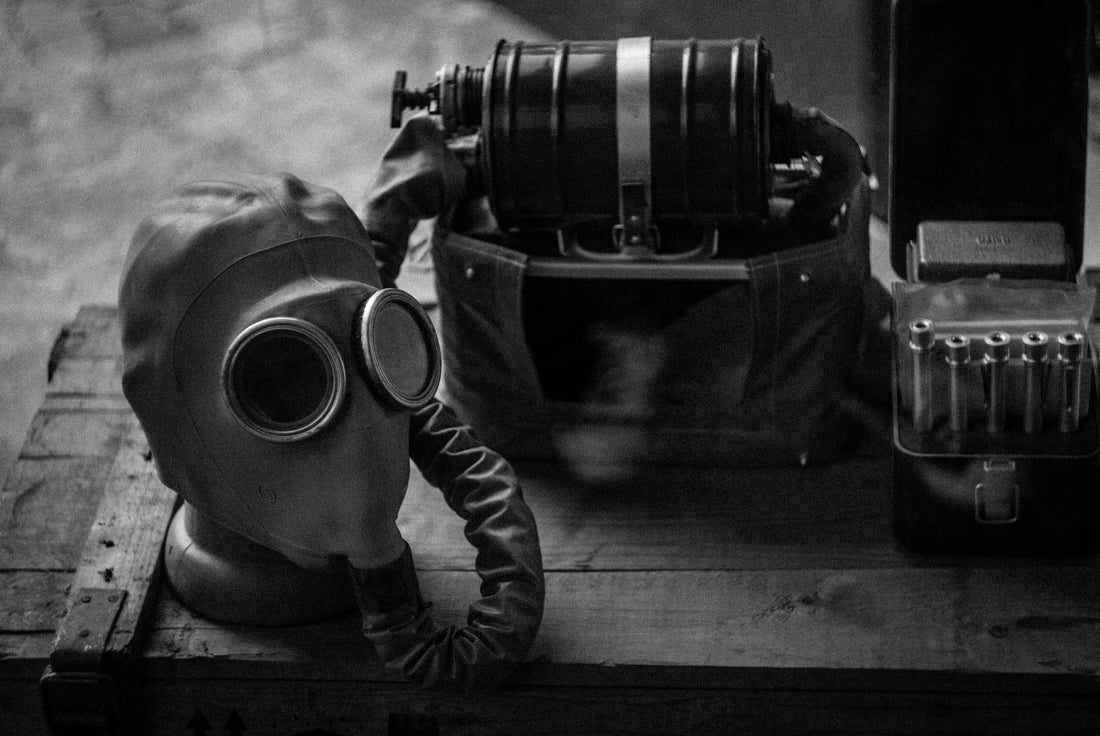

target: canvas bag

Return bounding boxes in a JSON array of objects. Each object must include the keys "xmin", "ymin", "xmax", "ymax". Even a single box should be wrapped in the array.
[{"xmin": 364, "ymin": 120, "xmax": 883, "ymax": 470}]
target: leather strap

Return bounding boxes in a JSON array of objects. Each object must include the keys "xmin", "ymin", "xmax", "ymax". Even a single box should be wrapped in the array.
[{"xmin": 615, "ymin": 37, "xmax": 655, "ymax": 255}]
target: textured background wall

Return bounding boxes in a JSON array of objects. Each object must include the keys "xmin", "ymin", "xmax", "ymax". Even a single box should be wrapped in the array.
[{"xmin": 0, "ymin": 0, "xmax": 541, "ymax": 485}]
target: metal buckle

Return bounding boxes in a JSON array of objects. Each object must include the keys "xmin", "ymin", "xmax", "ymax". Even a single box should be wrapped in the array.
[{"xmin": 613, "ymin": 180, "xmax": 661, "ymax": 257}]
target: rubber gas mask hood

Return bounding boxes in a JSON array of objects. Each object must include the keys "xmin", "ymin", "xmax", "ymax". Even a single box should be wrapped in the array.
[{"xmin": 119, "ymin": 175, "xmax": 544, "ymax": 690}]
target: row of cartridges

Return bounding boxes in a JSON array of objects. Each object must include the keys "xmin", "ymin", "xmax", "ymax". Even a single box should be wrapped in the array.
[{"xmin": 907, "ymin": 319, "xmax": 1089, "ymax": 435}]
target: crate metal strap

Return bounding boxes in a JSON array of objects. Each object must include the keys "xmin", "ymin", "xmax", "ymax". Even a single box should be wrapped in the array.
[{"xmin": 40, "ymin": 588, "xmax": 128, "ymax": 735}]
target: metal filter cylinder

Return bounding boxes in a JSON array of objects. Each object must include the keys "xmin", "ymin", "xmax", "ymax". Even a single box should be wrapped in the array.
[
  {"xmin": 479, "ymin": 38, "xmax": 772, "ymax": 238},
  {"xmin": 392, "ymin": 37, "xmax": 864, "ymax": 256}
]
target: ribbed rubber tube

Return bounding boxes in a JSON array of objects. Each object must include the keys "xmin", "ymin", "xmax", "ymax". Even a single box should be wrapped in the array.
[
  {"xmin": 348, "ymin": 400, "xmax": 545, "ymax": 691},
  {"xmin": 774, "ymin": 102, "xmax": 866, "ymax": 242}
]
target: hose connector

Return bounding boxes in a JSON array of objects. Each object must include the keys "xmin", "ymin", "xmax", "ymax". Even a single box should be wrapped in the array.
[{"xmin": 392, "ymin": 66, "xmax": 484, "ymax": 131}]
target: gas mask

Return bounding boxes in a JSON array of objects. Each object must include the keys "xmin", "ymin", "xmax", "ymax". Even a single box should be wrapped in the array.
[{"xmin": 119, "ymin": 175, "xmax": 544, "ymax": 690}]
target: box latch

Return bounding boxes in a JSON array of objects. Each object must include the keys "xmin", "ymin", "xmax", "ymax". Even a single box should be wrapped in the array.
[
  {"xmin": 40, "ymin": 587, "xmax": 128, "ymax": 735},
  {"xmin": 974, "ymin": 459, "xmax": 1019, "ymax": 524}
]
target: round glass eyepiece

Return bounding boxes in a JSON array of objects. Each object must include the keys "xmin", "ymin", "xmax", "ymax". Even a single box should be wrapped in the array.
[
  {"xmin": 357, "ymin": 289, "xmax": 441, "ymax": 409},
  {"xmin": 224, "ymin": 318, "xmax": 346, "ymax": 442}
]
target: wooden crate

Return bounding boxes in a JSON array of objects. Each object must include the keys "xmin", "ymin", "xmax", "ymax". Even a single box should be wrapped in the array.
[{"xmin": 3, "ymin": 305, "xmax": 1100, "ymax": 735}]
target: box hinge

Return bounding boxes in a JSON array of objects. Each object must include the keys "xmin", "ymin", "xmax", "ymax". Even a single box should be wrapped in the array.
[{"xmin": 40, "ymin": 587, "xmax": 128, "ymax": 735}]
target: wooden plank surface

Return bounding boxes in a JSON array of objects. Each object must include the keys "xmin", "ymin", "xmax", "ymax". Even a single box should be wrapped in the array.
[
  {"xmin": 0, "ymin": 305, "xmax": 132, "ymax": 574},
  {"xmin": 63, "ymin": 420, "xmax": 177, "ymax": 663},
  {"xmin": 401, "ymin": 458, "xmax": 1100, "ymax": 572},
  {"xmin": 140, "ymin": 566, "xmax": 1100, "ymax": 686},
  {"xmin": 1, "ymin": 455, "xmax": 122, "ymax": 569},
  {"xmin": 399, "ymin": 458, "xmax": 902, "ymax": 571},
  {"xmin": 6, "ymin": 305, "xmax": 1100, "ymax": 735},
  {"xmin": 0, "ymin": 306, "xmax": 136, "ymax": 735},
  {"xmin": 0, "ymin": 570, "xmax": 70, "ymax": 632},
  {"xmin": 0, "ymin": 306, "xmax": 131, "ymax": 570},
  {"xmin": 45, "ymin": 304, "xmax": 124, "ymax": 397},
  {"xmin": 131, "ymin": 678, "xmax": 1100, "ymax": 736}
]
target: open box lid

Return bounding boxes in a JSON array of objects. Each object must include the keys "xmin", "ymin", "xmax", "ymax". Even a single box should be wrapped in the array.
[{"xmin": 887, "ymin": 0, "xmax": 1090, "ymax": 280}]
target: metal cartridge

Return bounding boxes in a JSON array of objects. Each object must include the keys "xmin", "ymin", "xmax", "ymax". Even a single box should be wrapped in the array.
[
  {"xmin": 1057, "ymin": 332, "xmax": 1085, "ymax": 433},
  {"xmin": 909, "ymin": 319, "xmax": 935, "ymax": 432},
  {"xmin": 1021, "ymin": 331, "xmax": 1048, "ymax": 434},
  {"xmin": 944, "ymin": 335, "xmax": 970, "ymax": 432},
  {"xmin": 983, "ymin": 331, "xmax": 1010, "ymax": 434}
]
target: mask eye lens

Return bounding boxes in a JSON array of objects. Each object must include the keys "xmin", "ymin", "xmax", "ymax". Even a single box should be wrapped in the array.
[
  {"xmin": 374, "ymin": 304, "xmax": 429, "ymax": 397},
  {"xmin": 235, "ymin": 333, "xmax": 327, "ymax": 424},
  {"xmin": 225, "ymin": 319, "xmax": 346, "ymax": 442},
  {"xmin": 358, "ymin": 289, "xmax": 441, "ymax": 409}
]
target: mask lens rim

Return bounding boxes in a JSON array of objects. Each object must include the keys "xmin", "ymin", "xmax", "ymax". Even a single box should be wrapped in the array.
[
  {"xmin": 357, "ymin": 288, "xmax": 441, "ymax": 409},
  {"xmin": 223, "ymin": 317, "xmax": 346, "ymax": 443}
]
